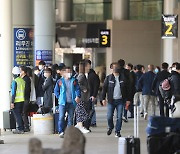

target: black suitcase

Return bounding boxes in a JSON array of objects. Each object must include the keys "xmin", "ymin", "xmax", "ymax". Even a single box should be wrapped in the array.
[
  {"xmin": 3, "ymin": 110, "xmax": 16, "ymax": 130},
  {"xmin": 147, "ymin": 133, "xmax": 180, "ymax": 154},
  {"xmin": 54, "ymin": 113, "xmax": 59, "ymax": 134},
  {"xmin": 118, "ymin": 104, "xmax": 141, "ymax": 154}
]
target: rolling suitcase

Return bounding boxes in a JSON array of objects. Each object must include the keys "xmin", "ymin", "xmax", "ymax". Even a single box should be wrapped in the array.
[
  {"xmin": 147, "ymin": 133, "xmax": 180, "ymax": 154},
  {"xmin": 118, "ymin": 104, "xmax": 141, "ymax": 154},
  {"xmin": 3, "ymin": 110, "xmax": 16, "ymax": 130},
  {"xmin": 54, "ymin": 113, "xmax": 59, "ymax": 134}
]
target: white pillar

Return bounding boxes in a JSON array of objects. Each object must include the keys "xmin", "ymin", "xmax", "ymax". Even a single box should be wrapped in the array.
[
  {"xmin": 56, "ymin": 0, "xmax": 71, "ymax": 22},
  {"xmin": 163, "ymin": 0, "xmax": 177, "ymax": 65},
  {"xmin": 0, "ymin": 0, "xmax": 12, "ymax": 128},
  {"xmin": 34, "ymin": 0, "xmax": 55, "ymax": 65},
  {"xmin": 112, "ymin": 0, "xmax": 129, "ymax": 20}
]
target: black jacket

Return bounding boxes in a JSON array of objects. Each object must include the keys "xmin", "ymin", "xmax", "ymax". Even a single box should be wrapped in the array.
[
  {"xmin": 42, "ymin": 76, "xmax": 54, "ymax": 108},
  {"xmin": 119, "ymin": 68, "xmax": 131, "ymax": 98},
  {"xmin": 129, "ymin": 71, "xmax": 136, "ymax": 99},
  {"xmin": 169, "ymin": 71, "xmax": 180, "ymax": 95},
  {"xmin": 23, "ymin": 75, "xmax": 31, "ymax": 100},
  {"xmin": 88, "ymin": 69, "xmax": 100, "ymax": 98},
  {"xmin": 37, "ymin": 70, "xmax": 45, "ymax": 97},
  {"xmin": 135, "ymin": 71, "xmax": 143, "ymax": 92},
  {"xmin": 152, "ymin": 70, "xmax": 170, "ymax": 95},
  {"xmin": 102, "ymin": 73, "xmax": 130, "ymax": 103}
]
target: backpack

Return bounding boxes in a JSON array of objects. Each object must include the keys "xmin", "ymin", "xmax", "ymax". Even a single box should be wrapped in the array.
[{"xmin": 159, "ymin": 78, "xmax": 172, "ymax": 101}]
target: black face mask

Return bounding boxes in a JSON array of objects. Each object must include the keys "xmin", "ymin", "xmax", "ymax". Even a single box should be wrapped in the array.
[{"xmin": 113, "ymin": 68, "xmax": 119, "ymax": 73}]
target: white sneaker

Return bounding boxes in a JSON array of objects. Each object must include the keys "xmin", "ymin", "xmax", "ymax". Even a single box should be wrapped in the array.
[
  {"xmin": 79, "ymin": 127, "xmax": 90, "ymax": 134},
  {"xmin": 144, "ymin": 113, "xmax": 148, "ymax": 120},
  {"xmin": 59, "ymin": 132, "xmax": 64, "ymax": 138}
]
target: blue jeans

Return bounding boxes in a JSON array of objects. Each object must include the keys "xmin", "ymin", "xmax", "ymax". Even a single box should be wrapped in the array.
[
  {"xmin": 58, "ymin": 103, "xmax": 75, "ymax": 133},
  {"xmin": 107, "ymin": 99, "xmax": 124, "ymax": 133},
  {"xmin": 12, "ymin": 102, "xmax": 24, "ymax": 131}
]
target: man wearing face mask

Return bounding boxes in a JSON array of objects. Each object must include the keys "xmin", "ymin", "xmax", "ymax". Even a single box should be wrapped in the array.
[
  {"xmin": 42, "ymin": 68, "xmax": 54, "ymax": 113},
  {"xmin": 84, "ymin": 59, "xmax": 100, "ymax": 127},
  {"xmin": 36, "ymin": 61, "xmax": 46, "ymax": 107},
  {"xmin": 72, "ymin": 63, "xmax": 79, "ymax": 78},
  {"xmin": 102, "ymin": 62, "xmax": 130, "ymax": 137},
  {"xmin": 152, "ymin": 63, "xmax": 170, "ymax": 117},
  {"xmin": 11, "ymin": 67, "xmax": 25, "ymax": 134},
  {"xmin": 19, "ymin": 66, "xmax": 31, "ymax": 132},
  {"xmin": 169, "ymin": 63, "xmax": 180, "ymax": 96},
  {"xmin": 54, "ymin": 67, "xmax": 81, "ymax": 138}
]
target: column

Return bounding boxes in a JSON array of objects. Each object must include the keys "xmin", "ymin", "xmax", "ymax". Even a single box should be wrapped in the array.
[
  {"xmin": 34, "ymin": 0, "xmax": 55, "ymax": 65},
  {"xmin": 0, "ymin": 0, "xmax": 12, "ymax": 128},
  {"xmin": 56, "ymin": 0, "xmax": 72, "ymax": 22},
  {"xmin": 112, "ymin": 0, "xmax": 129, "ymax": 20},
  {"xmin": 163, "ymin": 0, "xmax": 177, "ymax": 65}
]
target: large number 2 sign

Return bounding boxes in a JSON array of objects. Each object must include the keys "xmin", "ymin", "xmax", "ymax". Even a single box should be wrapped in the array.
[
  {"xmin": 102, "ymin": 35, "xmax": 108, "ymax": 45},
  {"xmin": 165, "ymin": 23, "xmax": 173, "ymax": 35}
]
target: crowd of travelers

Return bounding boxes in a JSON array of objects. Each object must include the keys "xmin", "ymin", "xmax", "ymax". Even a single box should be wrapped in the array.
[{"xmin": 10, "ymin": 59, "xmax": 180, "ymax": 138}]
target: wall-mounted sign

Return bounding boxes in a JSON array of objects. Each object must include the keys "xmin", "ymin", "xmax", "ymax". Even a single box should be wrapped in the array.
[
  {"xmin": 36, "ymin": 50, "xmax": 52, "ymax": 66},
  {"xmin": 162, "ymin": 15, "xmax": 178, "ymax": 39},
  {"xmin": 56, "ymin": 22, "xmax": 106, "ymax": 48},
  {"xmin": 14, "ymin": 28, "xmax": 34, "ymax": 66},
  {"xmin": 99, "ymin": 29, "xmax": 111, "ymax": 47}
]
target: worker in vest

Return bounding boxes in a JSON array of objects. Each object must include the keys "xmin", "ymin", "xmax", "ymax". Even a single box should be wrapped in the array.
[{"xmin": 11, "ymin": 66, "xmax": 25, "ymax": 134}]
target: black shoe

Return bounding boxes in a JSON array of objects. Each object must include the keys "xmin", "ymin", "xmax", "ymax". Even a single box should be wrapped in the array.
[
  {"xmin": 128, "ymin": 116, "xmax": 134, "ymax": 119},
  {"xmin": 24, "ymin": 128, "xmax": 30, "ymax": 132},
  {"xmin": 13, "ymin": 129, "xmax": 24, "ymax": 134},
  {"xmin": 115, "ymin": 132, "xmax": 121, "ymax": 138},
  {"xmin": 91, "ymin": 123, "xmax": 97, "ymax": 127},
  {"xmin": 140, "ymin": 112, "xmax": 144, "ymax": 117},
  {"xmin": 107, "ymin": 129, "xmax": 112, "ymax": 136},
  {"xmin": 122, "ymin": 117, "xmax": 128, "ymax": 123}
]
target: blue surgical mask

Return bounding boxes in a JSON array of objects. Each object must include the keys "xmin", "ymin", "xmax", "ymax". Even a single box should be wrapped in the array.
[{"xmin": 154, "ymin": 68, "xmax": 159, "ymax": 74}]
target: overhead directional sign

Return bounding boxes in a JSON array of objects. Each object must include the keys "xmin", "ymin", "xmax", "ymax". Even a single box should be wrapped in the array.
[
  {"xmin": 162, "ymin": 15, "xmax": 178, "ymax": 39},
  {"xmin": 99, "ymin": 29, "xmax": 111, "ymax": 47}
]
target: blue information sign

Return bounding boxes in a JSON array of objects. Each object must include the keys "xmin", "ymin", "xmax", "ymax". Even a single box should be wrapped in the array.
[
  {"xmin": 14, "ymin": 28, "xmax": 34, "ymax": 66},
  {"xmin": 35, "ymin": 50, "xmax": 52, "ymax": 66}
]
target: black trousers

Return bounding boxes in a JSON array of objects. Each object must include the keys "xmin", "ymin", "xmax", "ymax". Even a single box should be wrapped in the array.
[
  {"xmin": 12, "ymin": 102, "xmax": 24, "ymax": 130},
  {"xmin": 22, "ymin": 100, "xmax": 30, "ymax": 129},
  {"xmin": 158, "ymin": 95, "xmax": 169, "ymax": 117}
]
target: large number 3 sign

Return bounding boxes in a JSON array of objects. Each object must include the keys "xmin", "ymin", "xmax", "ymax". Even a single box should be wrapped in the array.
[
  {"xmin": 99, "ymin": 29, "xmax": 111, "ymax": 47},
  {"xmin": 101, "ymin": 35, "xmax": 108, "ymax": 45}
]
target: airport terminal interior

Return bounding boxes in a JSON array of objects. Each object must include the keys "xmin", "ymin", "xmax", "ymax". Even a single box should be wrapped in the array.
[{"xmin": 0, "ymin": 0, "xmax": 180, "ymax": 154}]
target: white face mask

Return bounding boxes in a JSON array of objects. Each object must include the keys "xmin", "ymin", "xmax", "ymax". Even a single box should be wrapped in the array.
[
  {"xmin": 44, "ymin": 72, "xmax": 50, "ymax": 78},
  {"xmin": 39, "ymin": 65, "xmax": 44, "ymax": 70},
  {"xmin": 66, "ymin": 73, "xmax": 72, "ymax": 78},
  {"xmin": 85, "ymin": 73, "xmax": 88, "ymax": 78},
  {"xmin": 172, "ymin": 67, "xmax": 176, "ymax": 71},
  {"xmin": 73, "ymin": 66, "xmax": 76, "ymax": 71}
]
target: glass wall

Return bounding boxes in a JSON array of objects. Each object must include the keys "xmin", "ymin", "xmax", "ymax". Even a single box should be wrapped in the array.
[
  {"xmin": 72, "ymin": 0, "xmax": 163, "ymax": 21},
  {"xmin": 130, "ymin": 0, "xmax": 163, "ymax": 20},
  {"xmin": 73, "ymin": 0, "xmax": 112, "ymax": 22}
]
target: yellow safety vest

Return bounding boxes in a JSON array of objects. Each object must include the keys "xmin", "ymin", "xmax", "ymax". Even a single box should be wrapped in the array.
[{"xmin": 14, "ymin": 77, "xmax": 25, "ymax": 103}]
